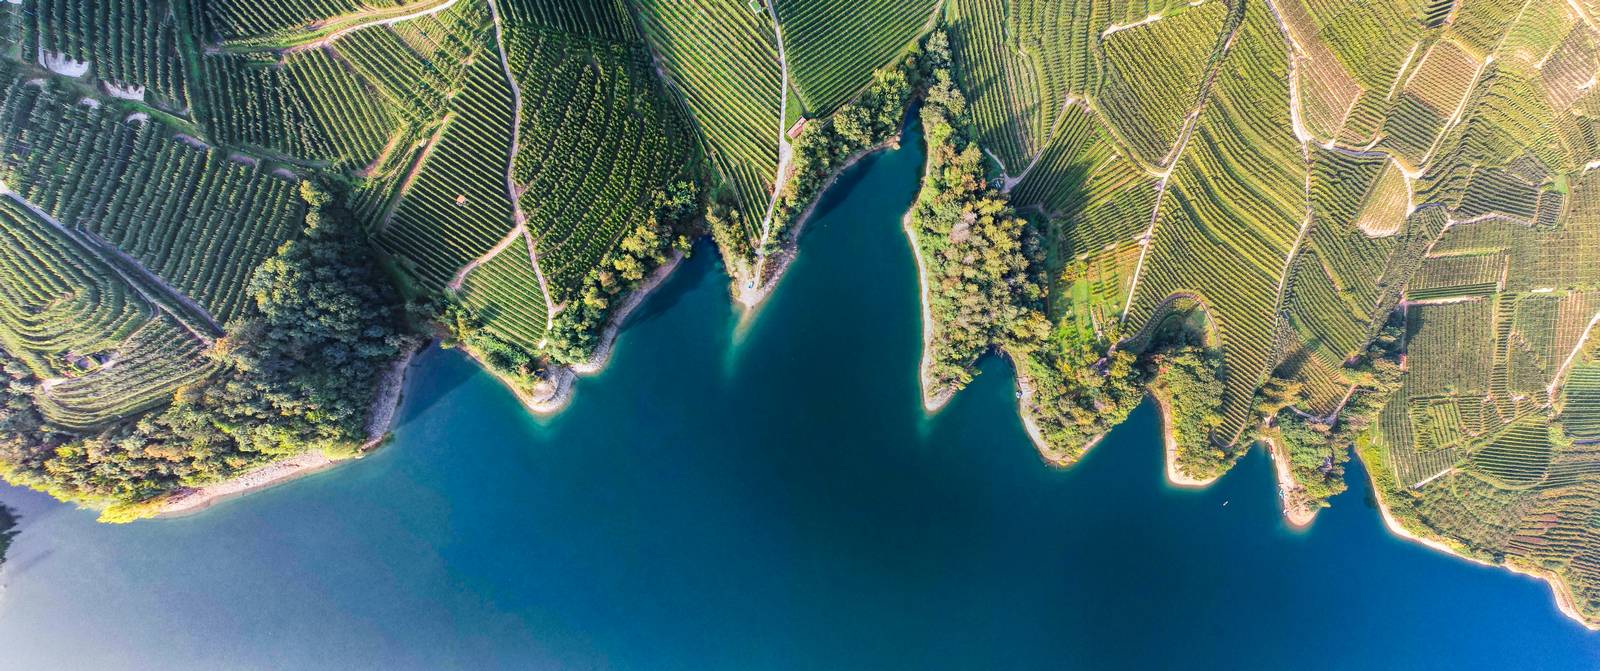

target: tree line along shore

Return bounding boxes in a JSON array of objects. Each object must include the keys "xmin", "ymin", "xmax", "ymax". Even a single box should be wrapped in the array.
[{"xmin": 1, "ymin": 0, "xmax": 1599, "ymax": 630}]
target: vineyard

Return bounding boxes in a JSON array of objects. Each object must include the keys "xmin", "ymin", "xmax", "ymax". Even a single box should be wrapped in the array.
[
  {"xmin": 939, "ymin": 0, "xmax": 1600, "ymax": 621},
  {"xmin": 199, "ymin": 0, "xmax": 447, "ymax": 46},
  {"xmin": 22, "ymin": 0, "xmax": 190, "ymax": 107},
  {"xmin": 1560, "ymin": 365, "xmax": 1600, "ymax": 441},
  {"xmin": 632, "ymin": 0, "xmax": 782, "ymax": 233},
  {"xmin": 34, "ymin": 314, "xmax": 215, "ymax": 430},
  {"xmin": 196, "ymin": 50, "xmax": 402, "ymax": 167},
  {"xmin": 0, "ymin": 193, "xmax": 215, "ymax": 432},
  {"xmin": 376, "ymin": 52, "xmax": 517, "ymax": 290},
  {"xmin": 0, "ymin": 196, "xmax": 148, "ymax": 377},
  {"xmin": 1096, "ymin": 0, "xmax": 1226, "ymax": 167},
  {"xmin": 502, "ymin": 0, "xmax": 634, "ymax": 42},
  {"xmin": 459, "ymin": 232, "xmax": 547, "ymax": 351},
  {"xmin": 947, "ymin": 0, "xmax": 1040, "ymax": 171},
  {"xmin": 3, "ymin": 0, "xmax": 1600, "ymax": 627},
  {"xmin": 778, "ymin": 0, "xmax": 938, "ymax": 114},
  {"xmin": 503, "ymin": 11, "xmax": 691, "ymax": 300},
  {"xmin": 1, "ymin": 76, "xmax": 304, "ymax": 323},
  {"xmin": 1123, "ymin": 1, "xmax": 1300, "ymax": 439}
]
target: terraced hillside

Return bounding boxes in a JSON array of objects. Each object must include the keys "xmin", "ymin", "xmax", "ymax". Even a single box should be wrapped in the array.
[
  {"xmin": 0, "ymin": 0, "xmax": 919, "ymax": 516},
  {"xmin": 943, "ymin": 0, "xmax": 1600, "ymax": 625},
  {"xmin": 632, "ymin": 0, "xmax": 783, "ymax": 235},
  {"xmin": 778, "ymin": 0, "xmax": 939, "ymax": 114},
  {"xmin": 3, "ymin": 0, "xmax": 1600, "ymax": 631}
]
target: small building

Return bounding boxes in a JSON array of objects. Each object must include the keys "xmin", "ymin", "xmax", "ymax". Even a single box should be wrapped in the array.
[{"xmin": 786, "ymin": 118, "xmax": 808, "ymax": 140}]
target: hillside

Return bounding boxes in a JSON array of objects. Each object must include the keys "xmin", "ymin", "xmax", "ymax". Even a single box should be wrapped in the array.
[{"xmin": 1, "ymin": 0, "xmax": 1599, "ymax": 628}]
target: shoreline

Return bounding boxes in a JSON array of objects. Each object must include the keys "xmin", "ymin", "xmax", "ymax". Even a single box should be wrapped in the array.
[
  {"xmin": 1012, "ymin": 364, "xmax": 1055, "ymax": 463},
  {"xmin": 155, "ymin": 343, "xmax": 421, "ymax": 517},
  {"xmin": 902, "ymin": 150, "xmax": 955, "ymax": 415},
  {"xmin": 484, "ymin": 248, "xmax": 687, "ymax": 416},
  {"xmin": 363, "ymin": 345, "xmax": 418, "ymax": 448},
  {"xmin": 1264, "ymin": 437, "xmax": 1317, "ymax": 529},
  {"xmin": 734, "ymin": 137, "xmax": 901, "ymax": 312},
  {"xmin": 156, "ymin": 451, "xmax": 346, "ymax": 517},
  {"xmin": 571, "ymin": 249, "xmax": 684, "ymax": 376},
  {"xmin": 904, "ymin": 211, "xmax": 953, "ymax": 414},
  {"xmin": 1153, "ymin": 389, "xmax": 1219, "ymax": 489},
  {"xmin": 1008, "ymin": 350, "xmax": 1104, "ymax": 468},
  {"xmin": 1364, "ymin": 464, "xmax": 1597, "ymax": 630}
]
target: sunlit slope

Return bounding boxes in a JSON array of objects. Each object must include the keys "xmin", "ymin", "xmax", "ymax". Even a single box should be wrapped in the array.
[
  {"xmin": 632, "ymin": 0, "xmax": 783, "ymax": 237},
  {"xmin": 0, "ymin": 194, "xmax": 215, "ymax": 432},
  {"xmin": 502, "ymin": 0, "xmax": 691, "ymax": 300},
  {"xmin": 779, "ymin": 0, "xmax": 939, "ymax": 114},
  {"xmin": 956, "ymin": 0, "xmax": 1600, "ymax": 622}
]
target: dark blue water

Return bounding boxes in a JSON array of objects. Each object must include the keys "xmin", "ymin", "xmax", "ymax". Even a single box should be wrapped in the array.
[{"xmin": 1, "ymin": 127, "xmax": 1596, "ymax": 669}]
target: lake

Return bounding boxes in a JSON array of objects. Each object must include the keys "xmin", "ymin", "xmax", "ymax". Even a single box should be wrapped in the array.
[{"xmin": 1, "ymin": 123, "xmax": 1597, "ymax": 669}]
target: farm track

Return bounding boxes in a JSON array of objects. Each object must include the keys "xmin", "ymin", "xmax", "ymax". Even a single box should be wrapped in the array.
[
  {"xmin": 1263, "ymin": 0, "xmax": 1312, "ymax": 144},
  {"xmin": 1263, "ymin": 0, "xmax": 1316, "ymax": 323},
  {"xmin": 1119, "ymin": 10, "xmax": 1245, "ymax": 323},
  {"xmin": 448, "ymin": 224, "xmax": 525, "ymax": 291},
  {"xmin": 1418, "ymin": 0, "xmax": 1530, "ymax": 166},
  {"xmin": 1001, "ymin": 96, "xmax": 1081, "ymax": 192},
  {"xmin": 486, "ymin": 0, "xmax": 556, "ymax": 338},
  {"xmin": 378, "ymin": 114, "xmax": 455, "ymax": 234},
  {"xmin": 1385, "ymin": 43, "xmax": 1422, "ymax": 102},
  {"xmin": 0, "ymin": 189, "xmax": 222, "ymax": 341},
  {"xmin": 1549, "ymin": 311, "xmax": 1600, "ymax": 403},
  {"xmin": 742, "ymin": 0, "xmax": 796, "ymax": 305},
  {"xmin": 1569, "ymin": 0, "xmax": 1600, "ymax": 34},
  {"xmin": 225, "ymin": 0, "xmax": 460, "ymax": 53}
]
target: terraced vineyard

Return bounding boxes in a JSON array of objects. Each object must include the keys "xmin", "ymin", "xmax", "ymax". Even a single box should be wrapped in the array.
[
  {"xmin": 947, "ymin": 0, "xmax": 1040, "ymax": 171},
  {"xmin": 779, "ymin": 0, "xmax": 939, "ymax": 114},
  {"xmin": 632, "ymin": 0, "xmax": 782, "ymax": 233},
  {"xmin": 6, "ymin": 0, "xmax": 1600, "ymax": 630},
  {"xmin": 24, "ymin": 0, "xmax": 190, "ymax": 107},
  {"xmin": 1096, "ymin": 0, "xmax": 1227, "ymax": 167},
  {"xmin": 946, "ymin": 0, "xmax": 1600, "ymax": 624},
  {"xmin": 0, "ymin": 196, "xmax": 148, "ymax": 376},
  {"xmin": 459, "ymin": 233, "xmax": 548, "ymax": 350},
  {"xmin": 376, "ymin": 52, "xmax": 518, "ymax": 290},
  {"xmin": 1124, "ymin": 1, "xmax": 1300, "ymax": 438},
  {"xmin": 503, "ymin": 3, "xmax": 691, "ymax": 300},
  {"xmin": 0, "ymin": 192, "xmax": 215, "ymax": 433},
  {"xmin": 1, "ymin": 76, "xmax": 303, "ymax": 323}
]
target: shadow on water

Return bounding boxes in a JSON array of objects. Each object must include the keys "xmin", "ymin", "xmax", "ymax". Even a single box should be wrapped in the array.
[
  {"xmin": 388, "ymin": 345, "xmax": 476, "ymax": 423},
  {"xmin": 808, "ymin": 151, "xmax": 889, "ymax": 224},
  {"xmin": 624, "ymin": 239, "xmax": 723, "ymax": 330},
  {"xmin": 1, "ymin": 111, "xmax": 1599, "ymax": 670}
]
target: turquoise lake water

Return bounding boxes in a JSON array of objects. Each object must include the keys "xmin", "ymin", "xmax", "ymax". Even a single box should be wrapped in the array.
[{"xmin": 2, "ymin": 126, "xmax": 1598, "ymax": 669}]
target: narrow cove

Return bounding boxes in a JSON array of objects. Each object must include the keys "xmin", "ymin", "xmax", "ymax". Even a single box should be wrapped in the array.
[{"xmin": 0, "ymin": 122, "xmax": 1596, "ymax": 670}]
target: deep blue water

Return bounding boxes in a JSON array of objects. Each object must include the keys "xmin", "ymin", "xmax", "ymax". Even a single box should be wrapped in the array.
[{"xmin": 0, "ymin": 126, "xmax": 1597, "ymax": 669}]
